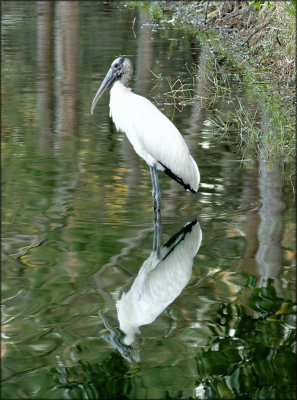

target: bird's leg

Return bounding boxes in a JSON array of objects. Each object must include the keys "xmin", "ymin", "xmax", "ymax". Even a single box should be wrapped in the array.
[
  {"xmin": 153, "ymin": 206, "xmax": 162, "ymax": 258},
  {"xmin": 150, "ymin": 164, "xmax": 161, "ymax": 211}
]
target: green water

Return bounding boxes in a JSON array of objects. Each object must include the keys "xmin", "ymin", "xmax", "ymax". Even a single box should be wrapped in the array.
[{"xmin": 2, "ymin": 2, "xmax": 296, "ymax": 399}]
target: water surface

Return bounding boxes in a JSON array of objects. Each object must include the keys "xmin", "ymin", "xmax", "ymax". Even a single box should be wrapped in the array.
[{"xmin": 2, "ymin": 2, "xmax": 296, "ymax": 399}]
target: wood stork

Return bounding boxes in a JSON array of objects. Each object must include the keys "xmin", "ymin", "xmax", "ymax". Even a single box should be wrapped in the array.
[
  {"xmin": 116, "ymin": 218, "xmax": 202, "ymax": 345},
  {"xmin": 90, "ymin": 57, "xmax": 200, "ymax": 210}
]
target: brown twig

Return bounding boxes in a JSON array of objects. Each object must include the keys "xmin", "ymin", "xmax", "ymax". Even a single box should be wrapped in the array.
[
  {"xmin": 275, "ymin": 29, "xmax": 282, "ymax": 46},
  {"xmin": 223, "ymin": 11, "xmax": 243, "ymax": 20},
  {"xmin": 242, "ymin": 22, "xmax": 270, "ymax": 47},
  {"xmin": 204, "ymin": 0, "xmax": 209, "ymax": 24}
]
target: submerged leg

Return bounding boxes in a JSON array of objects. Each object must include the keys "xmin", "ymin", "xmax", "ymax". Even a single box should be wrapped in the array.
[
  {"xmin": 153, "ymin": 206, "xmax": 162, "ymax": 258},
  {"xmin": 150, "ymin": 164, "xmax": 161, "ymax": 211}
]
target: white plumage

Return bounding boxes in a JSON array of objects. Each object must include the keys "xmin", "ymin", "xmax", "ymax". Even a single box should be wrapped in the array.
[
  {"xmin": 110, "ymin": 81, "xmax": 199, "ymax": 190},
  {"xmin": 91, "ymin": 57, "xmax": 200, "ymax": 209},
  {"xmin": 116, "ymin": 219, "xmax": 202, "ymax": 345}
]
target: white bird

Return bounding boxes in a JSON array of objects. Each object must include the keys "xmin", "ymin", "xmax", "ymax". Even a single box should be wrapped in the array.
[
  {"xmin": 91, "ymin": 57, "xmax": 200, "ymax": 210},
  {"xmin": 116, "ymin": 218, "xmax": 202, "ymax": 345}
]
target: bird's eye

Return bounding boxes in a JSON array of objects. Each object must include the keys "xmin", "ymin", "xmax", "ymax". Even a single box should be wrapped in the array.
[{"xmin": 114, "ymin": 63, "xmax": 119, "ymax": 68}]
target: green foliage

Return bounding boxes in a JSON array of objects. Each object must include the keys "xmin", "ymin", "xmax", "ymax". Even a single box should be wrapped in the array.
[
  {"xmin": 248, "ymin": 1, "xmax": 273, "ymax": 10},
  {"xmin": 249, "ymin": 0, "xmax": 296, "ymax": 16},
  {"xmin": 284, "ymin": 0, "xmax": 296, "ymax": 16},
  {"xmin": 249, "ymin": 0, "xmax": 296, "ymax": 17}
]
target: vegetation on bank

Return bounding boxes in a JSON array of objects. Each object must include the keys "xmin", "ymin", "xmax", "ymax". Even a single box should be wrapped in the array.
[
  {"xmin": 127, "ymin": 1, "xmax": 296, "ymax": 168},
  {"xmin": 133, "ymin": 1, "xmax": 295, "ymax": 85},
  {"xmin": 150, "ymin": 1, "xmax": 296, "ymax": 85}
]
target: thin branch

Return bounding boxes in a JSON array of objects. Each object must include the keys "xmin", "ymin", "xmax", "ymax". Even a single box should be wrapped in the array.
[
  {"xmin": 204, "ymin": 0, "xmax": 209, "ymax": 24},
  {"xmin": 242, "ymin": 22, "xmax": 270, "ymax": 47}
]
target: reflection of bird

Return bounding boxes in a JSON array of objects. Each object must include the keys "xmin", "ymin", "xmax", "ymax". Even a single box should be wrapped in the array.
[
  {"xmin": 100, "ymin": 312, "xmax": 140, "ymax": 364},
  {"xmin": 116, "ymin": 218, "xmax": 202, "ymax": 345},
  {"xmin": 91, "ymin": 57, "xmax": 200, "ymax": 210}
]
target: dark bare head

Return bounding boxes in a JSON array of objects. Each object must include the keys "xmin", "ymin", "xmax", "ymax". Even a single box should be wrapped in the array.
[{"xmin": 113, "ymin": 57, "xmax": 133, "ymax": 87}]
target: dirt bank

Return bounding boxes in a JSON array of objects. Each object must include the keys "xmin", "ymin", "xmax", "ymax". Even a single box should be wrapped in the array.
[{"xmin": 147, "ymin": 1, "xmax": 295, "ymax": 88}]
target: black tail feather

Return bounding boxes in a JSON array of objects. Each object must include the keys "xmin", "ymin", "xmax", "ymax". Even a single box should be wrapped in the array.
[{"xmin": 159, "ymin": 161, "xmax": 196, "ymax": 194}]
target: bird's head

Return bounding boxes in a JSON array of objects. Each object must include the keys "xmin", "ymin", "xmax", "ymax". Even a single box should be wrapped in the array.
[{"xmin": 90, "ymin": 57, "xmax": 133, "ymax": 115}]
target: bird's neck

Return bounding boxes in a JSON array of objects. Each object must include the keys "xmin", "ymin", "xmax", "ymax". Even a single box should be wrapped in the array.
[{"xmin": 111, "ymin": 81, "xmax": 132, "ymax": 97}]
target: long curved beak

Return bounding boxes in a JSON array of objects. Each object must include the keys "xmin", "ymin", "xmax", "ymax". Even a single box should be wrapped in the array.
[{"xmin": 90, "ymin": 68, "xmax": 117, "ymax": 115}]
